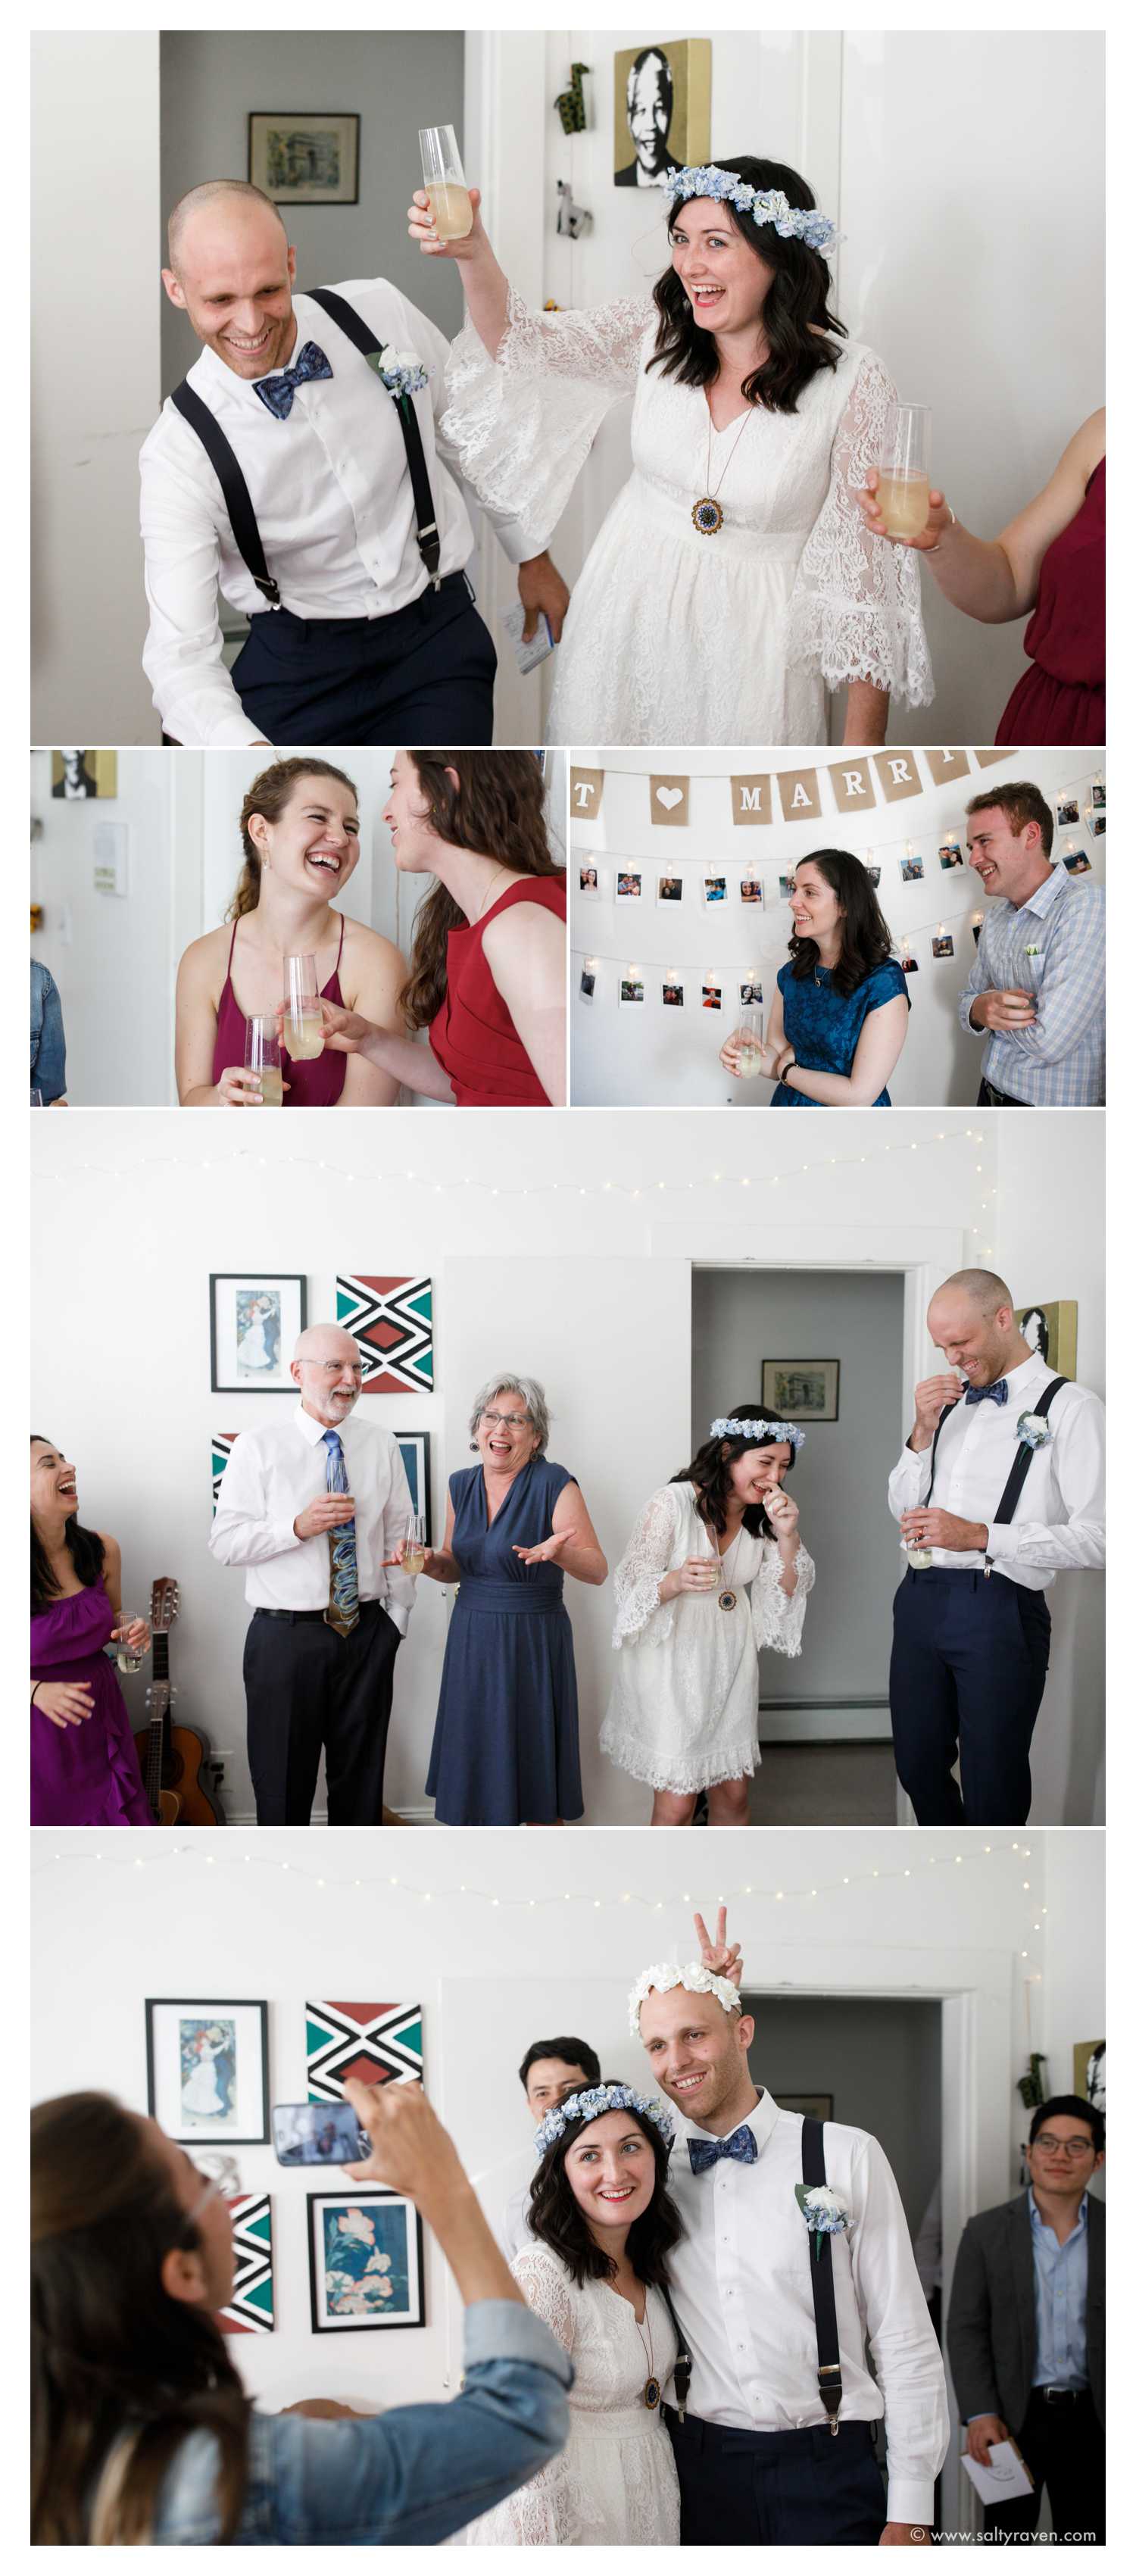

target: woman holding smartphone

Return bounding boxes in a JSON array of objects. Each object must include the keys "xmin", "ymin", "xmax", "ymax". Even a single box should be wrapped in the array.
[{"xmin": 31, "ymin": 2078, "xmax": 570, "ymax": 2545}]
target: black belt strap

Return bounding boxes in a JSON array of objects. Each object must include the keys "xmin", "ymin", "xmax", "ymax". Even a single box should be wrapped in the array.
[
  {"xmin": 802, "ymin": 2117, "xmax": 842, "ymax": 2434},
  {"xmin": 925, "ymin": 1375, "xmax": 1068, "ymax": 1532},
  {"xmin": 169, "ymin": 380, "xmax": 281, "ymax": 605},
  {"xmin": 307, "ymin": 286, "xmax": 442, "ymax": 585}
]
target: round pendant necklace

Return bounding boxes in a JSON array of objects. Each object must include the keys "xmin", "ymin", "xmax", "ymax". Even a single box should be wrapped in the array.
[
  {"xmin": 715, "ymin": 1522, "xmax": 743, "ymax": 1614},
  {"xmin": 691, "ymin": 401, "xmax": 756, "ymax": 536},
  {"xmin": 634, "ymin": 2293, "xmax": 661, "ymax": 2409}
]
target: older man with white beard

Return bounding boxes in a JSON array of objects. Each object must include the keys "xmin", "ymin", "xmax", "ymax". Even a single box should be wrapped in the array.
[
  {"xmin": 630, "ymin": 1915, "xmax": 947, "ymax": 2546},
  {"xmin": 210, "ymin": 1321, "xmax": 417, "ymax": 1824}
]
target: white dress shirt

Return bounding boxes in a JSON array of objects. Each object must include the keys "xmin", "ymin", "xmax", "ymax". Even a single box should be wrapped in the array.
[
  {"xmin": 665, "ymin": 2087, "xmax": 948, "ymax": 2528},
  {"xmin": 139, "ymin": 277, "xmax": 544, "ymax": 747},
  {"xmin": 888, "ymin": 1352, "xmax": 1105, "ymax": 1587},
  {"xmin": 208, "ymin": 1400, "xmax": 417, "ymax": 1631}
]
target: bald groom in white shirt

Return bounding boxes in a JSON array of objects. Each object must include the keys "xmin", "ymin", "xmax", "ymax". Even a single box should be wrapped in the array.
[{"xmin": 142, "ymin": 182, "xmax": 567, "ymax": 747}]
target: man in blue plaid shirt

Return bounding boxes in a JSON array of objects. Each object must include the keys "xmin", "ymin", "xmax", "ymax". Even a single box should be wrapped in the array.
[{"xmin": 960, "ymin": 782, "xmax": 1104, "ymax": 1106}]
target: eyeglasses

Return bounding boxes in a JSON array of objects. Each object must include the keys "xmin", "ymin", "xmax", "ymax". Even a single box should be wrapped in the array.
[
  {"xmin": 1031, "ymin": 2137, "xmax": 1095, "ymax": 2159},
  {"xmin": 480, "ymin": 1410, "xmax": 532, "ymax": 1429}
]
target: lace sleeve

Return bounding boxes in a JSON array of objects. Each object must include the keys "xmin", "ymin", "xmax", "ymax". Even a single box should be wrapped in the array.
[
  {"xmin": 785, "ymin": 349, "xmax": 933, "ymax": 706},
  {"xmin": 750, "ymin": 1540, "xmax": 815, "ymax": 1657},
  {"xmin": 461, "ymin": 2252, "xmax": 577, "ymax": 2547},
  {"xmin": 611, "ymin": 1487, "xmax": 682, "ymax": 1648},
  {"xmin": 441, "ymin": 286, "xmax": 653, "ymax": 548}
]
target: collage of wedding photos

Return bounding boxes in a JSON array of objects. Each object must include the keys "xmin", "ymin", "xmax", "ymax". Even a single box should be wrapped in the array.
[{"xmin": 30, "ymin": 21, "xmax": 1106, "ymax": 2554}]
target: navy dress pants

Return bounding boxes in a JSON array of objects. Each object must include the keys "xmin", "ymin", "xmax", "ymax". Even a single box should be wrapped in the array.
[
  {"xmin": 665, "ymin": 2411, "xmax": 888, "ymax": 2546},
  {"xmin": 229, "ymin": 572, "xmax": 497, "ymax": 744},
  {"xmin": 890, "ymin": 1567, "xmax": 1050, "ymax": 1827}
]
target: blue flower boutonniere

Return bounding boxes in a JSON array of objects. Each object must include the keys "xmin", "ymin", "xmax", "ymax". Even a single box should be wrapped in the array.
[
  {"xmin": 1016, "ymin": 1411, "xmax": 1054, "ymax": 1450},
  {"xmin": 367, "ymin": 346, "xmax": 430, "ymax": 400},
  {"xmin": 794, "ymin": 2182, "xmax": 850, "ymax": 2259}
]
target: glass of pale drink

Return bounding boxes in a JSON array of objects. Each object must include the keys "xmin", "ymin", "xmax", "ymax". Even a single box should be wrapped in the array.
[
  {"xmin": 402, "ymin": 1510, "xmax": 428, "ymax": 1576},
  {"xmin": 420, "ymin": 124, "xmax": 473, "ymax": 240},
  {"xmin": 282, "ymin": 954, "xmax": 324, "ymax": 1060},
  {"xmin": 735, "ymin": 1002, "xmax": 763, "ymax": 1076},
  {"xmin": 117, "ymin": 1618, "xmax": 145, "ymax": 1675},
  {"xmin": 875, "ymin": 404, "xmax": 932, "ymax": 540},
  {"xmin": 245, "ymin": 1014, "xmax": 284, "ymax": 1106}
]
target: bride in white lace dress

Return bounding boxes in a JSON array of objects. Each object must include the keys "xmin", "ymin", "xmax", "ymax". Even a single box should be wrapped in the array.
[
  {"xmin": 460, "ymin": 2085, "xmax": 684, "ymax": 2546},
  {"xmin": 601, "ymin": 1412, "xmax": 815, "ymax": 1825},
  {"xmin": 408, "ymin": 155, "xmax": 932, "ymax": 747}
]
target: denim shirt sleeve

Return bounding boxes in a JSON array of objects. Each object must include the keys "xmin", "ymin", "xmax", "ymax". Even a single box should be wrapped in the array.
[
  {"xmin": 30, "ymin": 963, "xmax": 67, "ymax": 1103},
  {"xmin": 151, "ymin": 2298, "xmax": 573, "ymax": 2546}
]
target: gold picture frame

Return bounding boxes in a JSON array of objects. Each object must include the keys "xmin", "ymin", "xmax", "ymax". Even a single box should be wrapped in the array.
[
  {"xmin": 50, "ymin": 749, "xmax": 117, "ymax": 799},
  {"xmin": 613, "ymin": 39, "xmax": 710, "ymax": 187},
  {"xmin": 1015, "ymin": 1300, "xmax": 1078, "ymax": 1376}
]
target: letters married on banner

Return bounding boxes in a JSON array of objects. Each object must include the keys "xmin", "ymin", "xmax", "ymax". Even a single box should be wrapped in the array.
[{"xmin": 570, "ymin": 748, "xmax": 1017, "ymax": 830}]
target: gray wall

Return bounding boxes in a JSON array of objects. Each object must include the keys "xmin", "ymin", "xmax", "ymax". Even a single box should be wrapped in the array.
[
  {"xmin": 747, "ymin": 1993, "xmax": 942, "ymax": 2238},
  {"xmin": 691, "ymin": 1268, "xmax": 906, "ymax": 1713},
  {"xmin": 159, "ymin": 31, "xmax": 466, "ymax": 392}
]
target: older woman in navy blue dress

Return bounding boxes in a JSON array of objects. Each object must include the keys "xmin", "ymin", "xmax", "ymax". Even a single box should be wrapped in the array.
[
  {"xmin": 417, "ymin": 1375, "xmax": 607, "ymax": 1825},
  {"xmin": 720, "ymin": 851, "xmax": 910, "ymax": 1105}
]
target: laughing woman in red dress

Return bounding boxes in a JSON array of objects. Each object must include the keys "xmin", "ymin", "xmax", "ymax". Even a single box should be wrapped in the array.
[
  {"xmin": 857, "ymin": 410, "xmax": 1104, "ymax": 744},
  {"xmin": 314, "ymin": 748, "xmax": 566, "ymax": 1107}
]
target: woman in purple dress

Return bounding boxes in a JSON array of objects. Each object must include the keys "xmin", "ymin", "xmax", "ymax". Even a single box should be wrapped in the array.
[{"xmin": 31, "ymin": 1438, "xmax": 153, "ymax": 1828}]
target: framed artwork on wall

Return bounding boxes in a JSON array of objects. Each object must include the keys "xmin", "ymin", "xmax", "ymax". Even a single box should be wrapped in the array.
[
  {"xmin": 306, "ymin": 2000, "xmax": 424, "ymax": 2102},
  {"xmin": 307, "ymin": 2190, "xmax": 425, "ymax": 2332},
  {"xmin": 394, "ymin": 1434, "xmax": 432, "ymax": 1541},
  {"xmin": 145, "ymin": 2000, "xmax": 270, "ymax": 2145},
  {"xmin": 613, "ymin": 41, "xmax": 710, "ymax": 187},
  {"xmin": 335, "ymin": 1275, "xmax": 434, "ymax": 1393},
  {"xmin": 210, "ymin": 1273, "xmax": 307, "ymax": 1394},
  {"xmin": 778, "ymin": 2092, "xmax": 835, "ymax": 2122},
  {"xmin": 219, "ymin": 2194, "xmax": 275, "ymax": 2334},
  {"xmin": 1015, "ymin": 1300, "xmax": 1078, "ymax": 1375},
  {"xmin": 1072, "ymin": 2038, "xmax": 1104, "ymax": 2111},
  {"xmin": 249, "ymin": 112, "xmax": 360, "ymax": 205},
  {"xmin": 761, "ymin": 1359, "xmax": 840, "ymax": 1422},
  {"xmin": 51, "ymin": 748, "xmax": 117, "ymax": 798}
]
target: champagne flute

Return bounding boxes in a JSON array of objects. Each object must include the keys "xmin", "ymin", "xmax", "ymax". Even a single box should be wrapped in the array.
[
  {"xmin": 245, "ymin": 1014, "xmax": 284, "ymax": 1106},
  {"xmin": 282, "ymin": 954, "xmax": 324, "ymax": 1060},
  {"xmin": 420, "ymin": 123, "xmax": 473, "ymax": 240},
  {"xmin": 875, "ymin": 404, "xmax": 932, "ymax": 540},
  {"xmin": 117, "ymin": 1616, "xmax": 145, "ymax": 1675},
  {"xmin": 735, "ymin": 1002, "xmax": 763, "ymax": 1077},
  {"xmin": 401, "ymin": 1510, "xmax": 428, "ymax": 1576}
]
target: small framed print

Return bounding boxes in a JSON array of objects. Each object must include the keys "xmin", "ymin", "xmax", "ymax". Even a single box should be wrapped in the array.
[
  {"xmin": 619, "ymin": 973, "xmax": 644, "ymax": 1008},
  {"xmin": 701, "ymin": 979, "xmax": 722, "ymax": 1011},
  {"xmin": 219, "ymin": 2194, "xmax": 275, "ymax": 2335},
  {"xmin": 932, "ymin": 934, "xmax": 955, "ymax": 959},
  {"xmin": 51, "ymin": 748, "xmax": 117, "ymax": 799},
  {"xmin": 779, "ymin": 2092, "xmax": 835, "ymax": 2122},
  {"xmin": 662, "ymin": 977, "xmax": 685, "ymax": 1008},
  {"xmin": 394, "ymin": 1434, "xmax": 432, "ymax": 1544},
  {"xmin": 702, "ymin": 874, "xmax": 727, "ymax": 907},
  {"xmin": 657, "ymin": 873, "xmax": 684, "ymax": 906},
  {"xmin": 249, "ymin": 111, "xmax": 360, "ymax": 206},
  {"xmin": 739, "ymin": 876, "xmax": 763, "ymax": 908},
  {"xmin": 762, "ymin": 1358, "xmax": 840, "ymax": 1422},
  {"xmin": 146, "ymin": 1999, "xmax": 269, "ymax": 2145},
  {"xmin": 210, "ymin": 1273, "xmax": 306, "ymax": 1394},
  {"xmin": 1015, "ymin": 1299, "xmax": 1078, "ymax": 1375},
  {"xmin": 616, "ymin": 870, "xmax": 643, "ymax": 904},
  {"xmin": 308, "ymin": 2189, "xmax": 425, "ymax": 2333},
  {"xmin": 578, "ymin": 862, "xmax": 601, "ymax": 900}
]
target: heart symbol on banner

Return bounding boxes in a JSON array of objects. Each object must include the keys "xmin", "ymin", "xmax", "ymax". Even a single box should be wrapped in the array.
[{"xmin": 655, "ymin": 785, "xmax": 684, "ymax": 811}]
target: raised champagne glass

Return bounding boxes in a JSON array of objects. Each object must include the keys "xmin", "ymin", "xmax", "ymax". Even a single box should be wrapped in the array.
[
  {"xmin": 245, "ymin": 1014, "xmax": 284, "ymax": 1106},
  {"xmin": 402, "ymin": 1510, "xmax": 428, "ymax": 1577},
  {"xmin": 875, "ymin": 404, "xmax": 932, "ymax": 541},
  {"xmin": 282, "ymin": 954, "xmax": 324, "ymax": 1060},
  {"xmin": 420, "ymin": 124, "xmax": 473, "ymax": 240},
  {"xmin": 735, "ymin": 1002, "xmax": 764, "ymax": 1077}
]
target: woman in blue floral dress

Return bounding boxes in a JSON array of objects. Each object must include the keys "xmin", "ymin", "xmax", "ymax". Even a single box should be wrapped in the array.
[{"xmin": 721, "ymin": 850, "xmax": 910, "ymax": 1104}]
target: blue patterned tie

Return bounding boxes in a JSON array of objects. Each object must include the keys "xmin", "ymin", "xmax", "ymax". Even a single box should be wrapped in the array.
[
  {"xmin": 322, "ymin": 1430, "xmax": 359, "ymax": 1637},
  {"xmin": 688, "ymin": 2126, "xmax": 758, "ymax": 2175},
  {"xmin": 964, "ymin": 1380, "xmax": 1009, "ymax": 1407},
  {"xmin": 252, "ymin": 341, "xmax": 333, "ymax": 420}
]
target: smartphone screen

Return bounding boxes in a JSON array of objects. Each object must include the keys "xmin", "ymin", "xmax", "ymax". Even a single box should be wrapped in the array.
[{"xmin": 271, "ymin": 2101, "xmax": 370, "ymax": 2166}]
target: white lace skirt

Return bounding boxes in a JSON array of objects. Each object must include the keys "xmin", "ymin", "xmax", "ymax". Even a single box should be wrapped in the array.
[
  {"xmin": 460, "ymin": 2407, "xmax": 682, "ymax": 2546},
  {"xmin": 547, "ymin": 470, "xmax": 825, "ymax": 747},
  {"xmin": 601, "ymin": 1591, "xmax": 763, "ymax": 1794}
]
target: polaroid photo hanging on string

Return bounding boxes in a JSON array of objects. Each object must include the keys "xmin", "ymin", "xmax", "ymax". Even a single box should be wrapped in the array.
[
  {"xmin": 778, "ymin": 874, "xmax": 796, "ymax": 901},
  {"xmin": 864, "ymin": 863, "xmax": 882, "ymax": 886},
  {"xmin": 932, "ymin": 933, "xmax": 955, "ymax": 959},
  {"xmin": 619, "ymin": 973, "xmax": 645, "ymax": 1008},
  {"xmin": 702, "ymin": 979, "xmax": 722, "ymax": 1011},
  {"xmin": 657, "ymin": 873, "xmax": 684, "ymax": 906},
  {"xmin": 1056, "ymin": 797, "xmax": 1080, "ymax": 826},
  {"xmin": 1062, "ymin": 849, "xmax": 1092, "ymax": 876},
  {"xmin": 1091, "ymin": 780, "xmax": 1106, "ymax": 810},
  {"xmin": 900, "ymin": 948, "xmax": 920, "ymax": 974},
  {"xmin": 616, "ymin": 870, "xmax": 643, "ymax": 904},
  {"xmin": 578, "ymin": 862, "xmax": 601, "ymax": 901},
  {"xmin": 662, "ymin": 977, "xmax": 685, "ymax": 1008},
  {"xmin": 703, "ymin": 874, "xmax": 728, "ymax": 907},
  {"xmin": 739, "ymin": 979, "xmax": 763, "ymax": 1007},
  {"xmin": 938, "ymin": 839, "xmax": 965, "ymax": 870},
  {"xmin": 900, "ymin": 854, "xmax": 925, "ymax": 883},
  {"xmin": 579, "ymin": 965, "xmax": 597, "ymax": 1002},
  {"xmin": 739, "ymin": 876, "xmax": 764, "ymax": 907},
  {"xmin": 1088, "ymin": 813, "xmax": 1106, "ymax": 838}
]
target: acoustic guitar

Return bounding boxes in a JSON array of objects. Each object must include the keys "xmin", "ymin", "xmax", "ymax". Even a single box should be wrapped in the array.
[{"xmin": 133, "ymin": 1577, "xmax": 226, "ymax": 1827}]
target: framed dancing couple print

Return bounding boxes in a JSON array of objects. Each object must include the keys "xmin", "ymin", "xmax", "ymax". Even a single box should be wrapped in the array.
[
  {"xmin": 307, "ymin": 2189, "xmax": 425, "ymax": 2333},
  {"xmin": 145, "ymin": 1999, "xmax": 270, "ymax": 2144},
  {"xmin": 210, "ymin": 1272, "xmax": 307, "ymax": 1394}
]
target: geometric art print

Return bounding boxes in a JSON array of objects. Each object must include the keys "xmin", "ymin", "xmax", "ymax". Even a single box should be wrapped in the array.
[
  {"xmin": 306, "ymin": 2002, "xmax": 424, "ymax": 2103},
  {"xmin": 335, "ymin": 1276, "xmax": 434, "ymax": 1394},
  {"xmin": 218, "ymin": 2193, "xmax": 275, "ymax": 2334},
  {"xmin": 211, "ymin": 1432, "xmax": 238, "ymax": 1514}
]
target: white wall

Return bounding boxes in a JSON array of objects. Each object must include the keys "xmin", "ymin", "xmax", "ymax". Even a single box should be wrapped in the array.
[
  {"xmin": 30, "ymin": 1107, "xmax": 1103, "ymax": 1824},
  {"xmin": 31, "ymin": 34, "xmax": 162, "ymax": 745},
  {"xmin": 569, "ymin": 744, "xmax": 1106, "ymax": 1107},
  {"xmin": 29, "ymin": 1821, "xmax": 1100, "ymax": 2520},
  {"xmin": 490, "ymin": 29, "xmax": 1103, "ymax": 744}
]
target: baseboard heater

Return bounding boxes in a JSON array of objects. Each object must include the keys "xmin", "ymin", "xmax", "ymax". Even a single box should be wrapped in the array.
[{"xmin": 758, "ymin": 1695, "xmax": 891, "ymax": 1745}]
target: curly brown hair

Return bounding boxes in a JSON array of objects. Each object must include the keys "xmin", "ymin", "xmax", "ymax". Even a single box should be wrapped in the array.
[
  {"xmin": 648, "ymin": 155, "xmax": 846, "ymax": 415},
  {"xmin": 398, "ymin": 750, "xmax": 564, "ymax": 1029},
  {"xmin": 229, "ymin": 757, "xmax": 360, "ymax": 920}
]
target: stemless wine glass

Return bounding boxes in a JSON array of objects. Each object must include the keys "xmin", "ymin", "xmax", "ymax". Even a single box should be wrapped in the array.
[
  {"xmin": 245, "ymin": 1016, "xmax": 284, "ymax": 1106},
  {"xmin": 282, "ymin": 954, "xmax": 324, "ymax": 1060},
  {"xmin": 401, "ymin": 1510, "xmax": 428, "ymax": 1576},
  {"xmin": 875, "ymin": 404, "xmax": 932, "ymax": 540},
  {"xmin": 117, "ymin": 1618, "xmax": 145, "ymax": 1675},
  {"xmin": 420, "ymin": 124, "xmax": 473, "ymax": 240}
]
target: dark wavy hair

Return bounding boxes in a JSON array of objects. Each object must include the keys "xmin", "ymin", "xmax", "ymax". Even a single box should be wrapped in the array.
[
  {"xmin": 648, "ymin": 156, "xmax": 846, "ymax": 414},
  {"xmin": 787, "ymin": 851, "xmax": 899, "ymax": 998},
  {"xmin": 32, "ymin": 2092, "xmax": 250, "ymax": 2544},
  {"xmin": 31, "ymin": 1436, "xmax": 105, "ymax": 1614},
  {"xmin": 674, "ymin": 1406, "xmax": 796, "ymax": 1541},
  {"xmin": 526, "ymin": 2084, "xmax": 684, "ymax": 2288},
  {"xmin": 398, "ymin": 751, "xmax": 564, "ymax": 1030}
]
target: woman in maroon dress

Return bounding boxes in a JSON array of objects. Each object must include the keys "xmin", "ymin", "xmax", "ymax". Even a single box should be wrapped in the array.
[
  {"xmin": 175, "ymin": 757, "xmax": 407, "ymax": 1105},
  {"xmin": 309, "ymin": 748, "xmax": 566, "ymax": 1106},
  {"xmin": 857, "ymin": 410, "xmax": 1104, "ymax": 743},
  {"xmin": 31, "ymin": 1438, "xmax": 153, "ymax": 1828}
]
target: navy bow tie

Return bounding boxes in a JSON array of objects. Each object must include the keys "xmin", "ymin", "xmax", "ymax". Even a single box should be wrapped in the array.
[
  {"xmin": 688, "ymin": 2126, "xmax": 757, "ymax": 2175},
  {"xmin": 964, "ymin": 1379, "xmax": 1009, "ymax": 1407},
  {"xmin": 253, "ymin": 341, "xmax": 333, "ymax": 420}
]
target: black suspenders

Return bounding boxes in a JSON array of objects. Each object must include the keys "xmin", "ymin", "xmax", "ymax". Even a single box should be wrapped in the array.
[
  {"xmin": 802, "ymin": 2118, "xmax": 843, "ymax": 2432},
  {"xmin": 169, "ymin": 288, "xmax": 442, "ymax": 610},
  {"xmin": 924, "ymin": 1375, "xmax": 1069, "ymax": 1565}
]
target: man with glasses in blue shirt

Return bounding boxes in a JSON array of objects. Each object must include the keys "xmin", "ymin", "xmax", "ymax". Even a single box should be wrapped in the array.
[{"xmin": 947, "ymin": 2095, "xmax": 1104, "ymax": 2540}]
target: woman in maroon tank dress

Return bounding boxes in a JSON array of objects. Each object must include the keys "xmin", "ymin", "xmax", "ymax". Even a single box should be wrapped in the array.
[
  {"xmin": 31, "ymin": 1438, "xmax": 153, "ymax": 1828},
  {"xmin": 175, "ymin": 757, "xmax": 407, "ymax": 1106},
  {"xmin": 857, "ymin": 411, "xmax": 1104, "ymax": 743},
  {"xmin": 311, "ymin": 748, "xmax": 566, "ymax": 1107}
]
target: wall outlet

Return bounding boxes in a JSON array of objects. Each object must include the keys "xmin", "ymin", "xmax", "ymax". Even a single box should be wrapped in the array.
[{"xmin": 92, "ymin": 820, "xmax": 128, "ymax": 894}]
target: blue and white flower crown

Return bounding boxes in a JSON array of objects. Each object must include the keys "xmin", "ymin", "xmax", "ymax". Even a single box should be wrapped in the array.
[
  {"xmin": 712, "ymin": 1415, "xmax": 807, "ymax": 1451},
  {"xmin": 533, "ymin": 2081, "xmax": 675, "ymax": 2159},
  {"xmin": 662, "ymin": 164, "xmax": 841, "ymax": 255}
]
